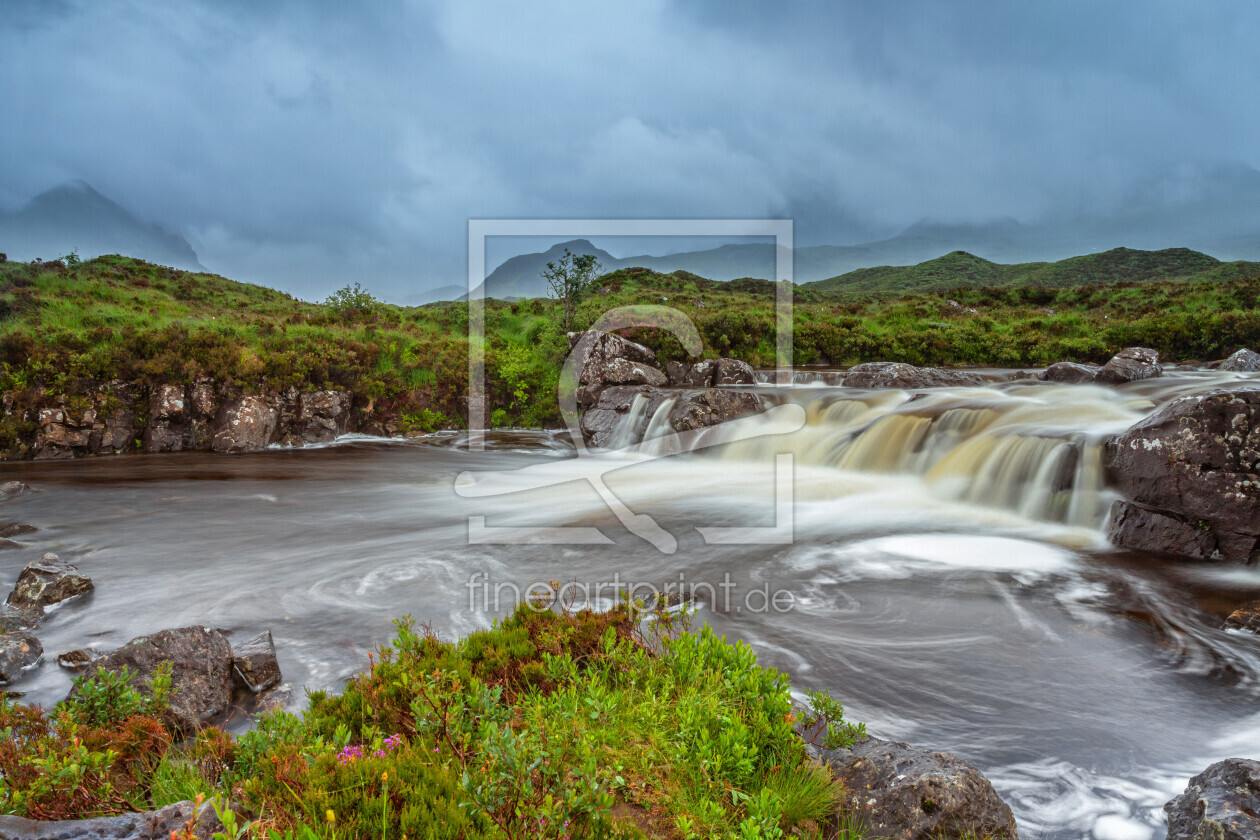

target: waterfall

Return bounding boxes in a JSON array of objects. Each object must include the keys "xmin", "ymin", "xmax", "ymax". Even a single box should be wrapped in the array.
[
  {"xmin": 636, "ymin": 398, "xmax": 679, "ymax": 456},
  {"xmin": 607, "ymin": 393, "xmax": 650, "ymax": 450}
]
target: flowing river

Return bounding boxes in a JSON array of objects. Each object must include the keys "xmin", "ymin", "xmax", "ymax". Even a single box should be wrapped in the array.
[{"xmin": 4, "ymin": 369, "xmax": 1260, "ymax": 840}]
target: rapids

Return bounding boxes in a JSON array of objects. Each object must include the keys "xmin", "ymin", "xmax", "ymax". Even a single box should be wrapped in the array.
[{"xmin": 3, "ymin": 367, "xmax": 1260, "ymax": 839}]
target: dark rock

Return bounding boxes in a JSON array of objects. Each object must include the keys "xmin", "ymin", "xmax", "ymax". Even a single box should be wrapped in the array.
[
  {"xmin": 818, "ymin": 736, "xmax": 1018, "ymax": 840},
  {"xmin": 1224, "ymin": 600, "xmax": 1260, "ymax": 633},
  {"xmin": 713, "ymin": 358, "xmax": 756, "ymax": 386},
  {"xmin": 843, "ymin": 362, "xmax": 985, "ymax": 390},
  {"xmin": 0, "ymin": 604, "xmax": 41, "ymax": 633},
  {"xmin": 1104, "ymin": 388, "xmax": 1260, "ymax": 563},
  {"xmin": 1095, "ymin": 347, "xmax": 1162, "ymax": 384},
  {"xmin": 57, "ymin": 647, "xmax": 104, "ymax": 670},
  {"xmin": 1041, "ymin": 361, "xmax": 1101, "ymax": 383},
  {"xmin": 1164, "ymin": 758, "xmax": 1260, "ymax": 840},
  {"xmin": 1107, "ymin": 501, "xmax": 1218, "ymax": 561},
  {"xmin": 6, "ymin": 554, "xmax": 94, "ymax": 612},
  {"xmin": 1219, "ymin": 348, "xmax": 1260, "ymax": 373},
  {"xmin": 567, "ymin": 331, "xmax": 663, "ymax": 410},
  {"xmin": 144, "ymin": 384, "xmax": 188, "ymax": 452},
  {"xmin": 0, "ymin": 632, "xmax": 42, "ymax": 685},
  {"xmin": 0, "ymin": 798, "xmax": 232, "ymax": 840},
  {"xmin": 0, "ymin": 539, "xmax": 22, "ymax": 550},
  {"xmin": 669, "ymin": 389, "xmax": 763, "ymax": 432},
  {"xmin": 0, "ymin": 481, "xmax": 27, "ymax": 496},
  {"xmin": 293, "ymin": 390, "xmax": 352, "ymax": 443},
  {"xmin": 71, "ymin": 626, "xmax": 234, "ymax": 734},
  {"xmin": 0, "ymin": 523, "xmax": 37, "ymax": 538},
  {"xmin": 580, "ymin": 385, "xmax": 654, "ymax": 449},
  {"xmin": 666, "ymin": 360, "xmax": 716, "ymax": 387},
  {"xmin": 232, "ymin": 630, "xmax": 281, "ymax": 692},
  {"xmin": 212, "ymin": 396, "xmax": 279, "ymax": 453},
  {"xmin": 254, "ymin": 682, "xmax": 293, "ymax": 713},
  {"xmin": 602, "ymin": 357, "xmax": 668, "ymax": 387}
]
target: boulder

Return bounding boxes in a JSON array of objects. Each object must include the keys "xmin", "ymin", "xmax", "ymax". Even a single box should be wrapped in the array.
[
  {"xmin": 1104, "ymin": 388, "xmax": 1260, "ymax": 563},
  {"xmin": 602, "ymin": 357, "xmax": 668, "ymax": 388},
  {"xmin": 1041, "ymin": 361, "xmax": 1100, "ymax": 384},
  {"xmin": 57, "ymin": 647, "xmax": 104, "ymax": 670},
  {"xmin": 0, "ymin": 604, "xmax": 40, "ymax": 633},
  {"xmin": 293, "ymin": 390, "xmax": 352, "ymax": 443},
  {"xmin": 567, "ymin": 331, "xmax": 663, "ymax": 409},
  {"xmin": 713, "ymin": 358, "xmax": 757, "ymax": 386},
  {"xmin": 1164, "ymin": 758, "xmax": 1260, "ymax": 840},
  {"xmin": 818, "ymin": 736, "xmax": 1018, "ymax": 840},
  {"xmin": 580, "ymin": 385, "xmax": 654, "ymax": 449},
  {"xmin": 6, "ymin": 554, "xmax": 94, "ymax": 612},
  {"xmin": 0, "ymin": 632, "xmax": 42, "ymax": 685},
  {"xmin": 231, "ymin": 630, "xmax": 282, "ymax": 692},
  {"xmin": 0, "ymin": 798, "xmax": 231, "ymax": 840},
  {"xmin": 1218, "ymin": 348, "xmax": 1260, "ymax": 373},
  {"xmin": 0, "ymin": 523, "xmax": 37, "ymax": 539},
  {"xmin": 144, "ymin": 384, "xmax": 188, "ymax": 452},
  {"xmin": 843, "ymin": 362, "xmax": 984, "ymax": 390},
  {"xmin": 666, "ymin": 360, "xmax": 717, "ymax": 387},
  {"xmin": 0, "ymin": 539, "xmax": 22, "ymax": 550},
  {"xmin": 0, "ymin": 481, "xmax": 28, "ymax": 496},
  {"xmin": 1095, "ymin": 347, "xmax": 1162, "ymax": 384},
  {"xmin": 669, "ymin": 389, "xmax": 763, "ymax": 433},
  {"xmin": 71, "ymin": 627, "xmax": 234, "ymax": 734},
  {"xmin": 212, "ymin": 396, "xmax": 279, "ymax": 453}
]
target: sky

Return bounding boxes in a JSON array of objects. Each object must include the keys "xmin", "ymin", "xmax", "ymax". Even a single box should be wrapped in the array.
[{"xmin": 2, "ymin": 0, "xmax": 1259, "ymax": 300}]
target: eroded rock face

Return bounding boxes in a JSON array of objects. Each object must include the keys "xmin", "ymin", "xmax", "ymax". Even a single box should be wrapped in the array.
[
  {"xmin": 6, "ymin": 554, "xmax": 94, "ymax": 612},
  {"xmin": 1095, "ymin": 347, "xmax": 1162, "ymax": 384},
  {"xmin": 1164, "ymin": 759, "xmax": 1260, "ymax": 840},
  {"xmin": 666, "ymin": 360, "xmax": 717, "ymax": 387},
  {"xmin": 295, "ymin": 390, "xmax": 352, "ymax": 443},
  {"xmin": 0, "ymin": 604, "xmax": 40, "ymax": 633},
  {"xmin": 0, "ymin": 632, "xmax": 42, "ymax": 685},
  {"xmin": 567, "ymin": 331, "xmax": 663, "ymax": 410},
  {"xmin": 843, "ymin": 362, "xmax": 984, "ymax": 390},
  {"xmin": 1218, "ymin": 348, "xmax": 1260, "ymax": 373},
  {"xmin": 212, "ymin": 396, "xmax": 280, "ymax": 453},
  {"xmin": 1041, "ymin": 361, "xmax": 1101, "ymax": 383},
  {"xmin": 818, "ymin": 736, "xmax": 1019, "ymax": 840},
  {"xmin": 232, "ymin": 630, "xmax": 282, "ymax": 693},
  {"xmin": 669, "ymin": 389, "xmax": 763, "ymax": 432},
  {"xmin": 71, "ymin": 626, "xmax": 234, "ymax": 734},
  {"xmin": 1104, "ymin": 388, "xmax": 1260, "ymax": 563},
  {"xmin": 713, "ymin": 358, "xmax": 756, "ymax": 386},
  {"xmin": 580, "ymin": 385, "xmax": 654, "ymax": 449}
]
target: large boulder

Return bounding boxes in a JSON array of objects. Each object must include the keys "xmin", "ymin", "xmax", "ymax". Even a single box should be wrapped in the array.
[
  {"xmin": 713, "ymin": 358, "xmax": 757, "ymax": 386},
  {"xmin": 843, "ymin": 362, "xmax": 985, "ymax": 390},
  {"xmin": 212, "ymin": 396, "xmax": 279, "ymax": 453},
  {"xmin": 1104, "ymin": 388, "xmax": 1260, "ymax": 563},
  {"xmin": 0, "ymin": 632, "xmax": 42, "ymax": 685},
  {"xmin": 0, "ymin": 798, "xmax": 231, "ymax": 840},
  {"xmin": 70, "ymin": 627, "xmax": 234, "ymax": 734},
  {"xmin": 6, "ymin": 554, "xmax": 93, "ymax": 612},
  {"xmin": 1041, "ymin": 361, "xmax": 1100, "ymax": 384},
  {"xmin": 1218, "ymin": 348, "xmax": 1260, "ymax": 373},
  {"xmin": 567, "ymin": 331, "xmax": 663, "ymax": 409},
  {"xmin": 231, "ymin": 630, "xmax": 282, "ymax": 693},
  {"xmin": 669, "ymin": 389, "xmax": 763, "ymax": 432},
  {"xmin": 293, "ymin": 390, "xmax": 352, "ymax": 443},
  {"xmin": 579, "ymin": 385, "xmax": 660, "ymax": 449},
  {"xmin": 818, "ymin": 736, "xmax": 1019, "ymax": 840},
  {"xmin": 666, "ymin": 360, "xmax": 717, "ymax": 387},
  {"xmin": 1095, "ymin": 347, "xmax": 1162, "ymax": 384},
  {"xmin": 1164, "ymin": 759, "xmax": 1260, "ymax": 840}
]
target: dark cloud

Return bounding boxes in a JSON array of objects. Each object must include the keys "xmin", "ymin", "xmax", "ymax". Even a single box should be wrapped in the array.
[{"xmin": 2, "ymin": 0, "xmax": 1257, "ymax": 300}]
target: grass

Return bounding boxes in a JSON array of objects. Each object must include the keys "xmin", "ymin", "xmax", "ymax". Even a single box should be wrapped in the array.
[{"xmin": 1, "ymin": 598, "xmax": 865, "ymax": 839}]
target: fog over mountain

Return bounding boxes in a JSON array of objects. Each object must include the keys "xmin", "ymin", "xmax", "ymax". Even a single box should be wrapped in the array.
[{"xmin": 2, "ymin": 2, "xmax": 1258, "ymax": 301}]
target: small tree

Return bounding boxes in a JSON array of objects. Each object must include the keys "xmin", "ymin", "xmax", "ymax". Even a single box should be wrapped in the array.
[
  {"xmin": 325, "ymin": 282, "xmax": 379, "ymax": 316},
  {"xmin": 542, "ymin": 249, "xmax": 602, "ymax": 331}
]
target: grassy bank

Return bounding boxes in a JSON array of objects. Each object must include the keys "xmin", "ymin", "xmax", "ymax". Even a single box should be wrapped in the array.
[
  {"xmin": 2, "ymin": 252, "xmax": 1259, "ymax": 446},
  {"xmin": 1, "ymin": 600, "xmax": 864, "ymax": 839}
]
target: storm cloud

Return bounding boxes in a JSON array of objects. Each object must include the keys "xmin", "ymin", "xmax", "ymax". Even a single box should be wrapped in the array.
[{"xmin": 2, "ymin": 0, "xmax": 1258, "ymax": 299}]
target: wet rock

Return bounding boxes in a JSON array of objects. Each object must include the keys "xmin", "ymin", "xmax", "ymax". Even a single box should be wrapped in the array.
[
  {"xmin": 1218, "ymin": 348, "xmax": 1260, "ymax": 373},
  {"xmin": 6, "ymin": 554, "xmax": 94, "ymax": 612},
  {"xmin": 580, "ymin": 385, "xmax": 654, "ymax": 449},
  {"xmin": 71, "ymin": 626, "xmax": 234, "ymax": 734},
  {"xmin": 818, "ymin": 736, "xmax": 1019, "ymax": 840},
  {"xmin": 0, "ymin": 481, "xmax": 27, "ymax": 496},
  {"xmin": 0, "ymin": 523, "xmax": 37, "ymax": 538},
  {"xmin": 666, "ymin": 360, "xmax": 717, "ymax": 387},
  {"xmin": 1041, "ymin": 361, "xmax": 1101, "ymax": 383},
  {"xmin": 713, "ymin": 358, "xmax": 756, "ymax": 386},
  {"xmin": 567, "ymin": 331, "xmax": 663, "ymax": 409},
  {"xmin": 0, "ymin": 632, "xmax": 43, "ymax": 686},
  {"xmin": 254, "ymin": 682, "xmax": 293, "ymax": 713},
  {"xmin": 669, "ymin": 389, "xmax": 763, "ymax": 433},
  {"xmin": 1164, "ymin": 758, "xmax": 1260, "ymax": 840},
  {"xmin": 843, "ymin": 362, "xmax": 985, "ymax": 390},
  {"xmin": 212, "ymin": 396, "xmax": 279, "ymax": 453},
  {"xmin": 0, "ymin": 604, "xmax": 40, "ymax": 633},
  {"xmin": 0, "ymin": 539, "xmax": 22, "ymax": 550},
  {"xmin": 232, "ymin": 630, "xmax": 281, "ymax": 692},
  {"xmin": 0, "ymin": 798, "xmax": 233, "ymax": 840},
  {"xmin": 1095, "ymin": 347, "xmax": 1162, "ymax": 384},
  {"xmin": 34, "ymin": 407, "xmax": 93, "ymax": 458},
  {"xmin": 293, "ymin": 390, "xmax": 352, "ymax": 443},
  {"xmin": 1104, "ymin": 387, "xmax": 1260, "ymax": 564},
  {"xmin": 602, "ymin": 357, "xmax": 668, "ymax": 388},
  {"xmin": 57, "ymin": 647, "xmax": 104, "ymax": 670}
]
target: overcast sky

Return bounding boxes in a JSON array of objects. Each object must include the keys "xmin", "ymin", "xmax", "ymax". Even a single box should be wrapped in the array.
[{"xmin": 3, "ymin": 1, "xmax": 1259, "ymax": 299}]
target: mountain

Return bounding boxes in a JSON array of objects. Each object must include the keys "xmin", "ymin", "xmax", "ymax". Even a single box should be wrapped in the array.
[
  {"xmin": 802, "ymin": 247, "xmax": 1260, "ymax": 297},
  {"xmin": 477, "ymin": 239, "xmax": 618, "ymax": 299},
  {"xmin": 0, "ymin": 181, "xmax": 203, "ymax": 270}
]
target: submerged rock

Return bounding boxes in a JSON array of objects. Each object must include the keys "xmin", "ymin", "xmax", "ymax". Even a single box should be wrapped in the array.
[
  {"xmin": 817, "ymin": 736, "xmax": 1019, "ymax": 840},
  {"xmin": 1104, "ymin": 387, "xmax": 1260, "ymax": 563},
  {"xmin": 1218, "ymin": 348, "xmax": 1260, "ymax": 373},
  {"xmin": 0, "ymin": 481, "xmax": 28, "ymax": 496},
  {"xmin": 843, "ymin": 362, "xmax": 984, "ymax": 390},
  {"xmin": 57, "ymin": 647, "xmax": 105, "ymax": 670},
  {"xmin": 232, "ymin": 630, "xmax": 282, "ymax": 693},
  {"xmin": 1041, "ymin": 361, "xmax": 1101, "ymax": 383},
  {"xmin": 0, "ymin": 632, "xmax": 42, "ymax": 685},
  {"xmin": 70, "ymin": 626, "xmax": 234, "ymax": 734},
  {"xmin": 5, "ymin": 553, "xmax": 94, "ymax": 612},
  {"xmin": 1095, "ymin": 347, "xmax": 1162, "ymax": 384},
  {"xmin": 0, "ymin": 523, "xmax": 37, "ymax": 539},
  {"xmin": 1164, "ymin": 758, "xmax": 1260, "ymax": 840}
]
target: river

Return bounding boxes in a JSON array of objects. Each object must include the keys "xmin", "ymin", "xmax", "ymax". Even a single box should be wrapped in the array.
[{"xmin": 3, "ymin": 369, "xmax": 1260, "ymax": 839}]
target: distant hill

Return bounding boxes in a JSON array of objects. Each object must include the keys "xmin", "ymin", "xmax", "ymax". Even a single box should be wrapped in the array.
[
  {"xmin": 0, "ymin": 180, "xmax": 203, "ymax": 270},
  {"xmin": 802, "ymin": 247, "xmax": 1260, "ymax": 297}
]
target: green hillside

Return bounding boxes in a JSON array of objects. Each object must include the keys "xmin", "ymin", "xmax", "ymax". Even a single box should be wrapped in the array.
[{"xmin": 805, "ymin": 246, "xmax": 1260, "ymax": 296}]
